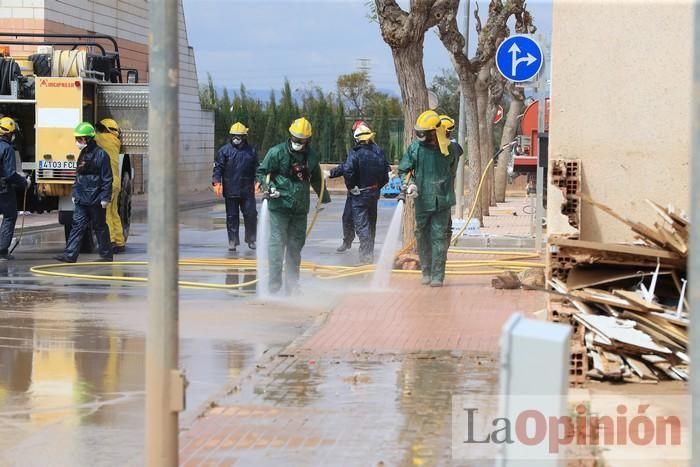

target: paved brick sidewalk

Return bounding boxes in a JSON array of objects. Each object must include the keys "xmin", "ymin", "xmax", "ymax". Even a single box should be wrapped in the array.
[
  {"xmin": 180, "ymin": 352, "xmax": 498, "ymax": 467},
  {"xmin": 179, "ymin": 264, "xmax": 545, "ymax": 466},
  {"xmin": 299, "ymin": 275, "xmax": 544, "ymax": 353},
  {"xmin": 479, "ymin": 197, "xmax": 533, "ymax": 237}
]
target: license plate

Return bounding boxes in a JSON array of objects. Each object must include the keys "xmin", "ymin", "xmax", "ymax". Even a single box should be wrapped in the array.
[{"xmin": 39, "ymin": 160, "xmax": 76, "ymax": 170}]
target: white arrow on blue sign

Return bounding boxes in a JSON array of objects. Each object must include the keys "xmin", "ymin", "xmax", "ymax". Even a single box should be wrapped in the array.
[{"xmin": 495, "ymin": 35, "xmax": 543, "ymax": 83}]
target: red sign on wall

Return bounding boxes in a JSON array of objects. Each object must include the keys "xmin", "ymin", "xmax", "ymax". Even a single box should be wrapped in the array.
[{"xmin": 494, "ymin": 105, "xmax": 504, "ymax": 124}]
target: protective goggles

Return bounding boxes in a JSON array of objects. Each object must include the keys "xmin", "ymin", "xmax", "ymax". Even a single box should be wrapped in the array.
[{"xmin": 290, "ymin": 136, "xmax": 309, "ymax": 145}]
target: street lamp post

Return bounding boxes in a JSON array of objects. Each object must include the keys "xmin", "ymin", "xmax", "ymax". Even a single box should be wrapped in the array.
[
  {"xmin": 145, "ymin": 0, "xmax": 184, "ymax": 464},
  {"xmin": 455, "ymin": 0, "xmax": 470, "ymax": 219}
]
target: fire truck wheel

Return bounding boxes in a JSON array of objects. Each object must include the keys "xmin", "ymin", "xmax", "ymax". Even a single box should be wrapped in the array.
[{"xmin": 118, "ymin": 171, "xmax": 132, "ymax": 241}]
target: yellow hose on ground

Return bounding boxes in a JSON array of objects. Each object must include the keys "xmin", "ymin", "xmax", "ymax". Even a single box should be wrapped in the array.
[
  {"xmin": 306, "ymin": 173, "xmax": 326, "ymax": 236},
  {"xmin": 450, "ymin": 157, "xmax": 495, "ymax": 244},
  {"xmin": 31, "ymin": 163, "xmax": 540, "ymax": 290},
  {"xmin": 30, "ymin": 254, "xmax": 543, "ymax": 289}
]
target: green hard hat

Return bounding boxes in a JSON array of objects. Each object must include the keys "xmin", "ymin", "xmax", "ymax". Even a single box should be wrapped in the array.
[{"xmin": 74, "ymin": 122, "xmax": 96, "ymax": 138}]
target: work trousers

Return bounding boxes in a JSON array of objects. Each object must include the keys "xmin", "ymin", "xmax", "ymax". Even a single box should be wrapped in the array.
[
  {"xmin": 225, "ymin": 196, "xmax": 257, "ymax": 246},
  {"xmin": 415, "ymin": 207, "xmax": 452, "ymax": 283},
  {"xmin": 351, "ymin": 193, "xmax": 379, "ymax": 263},
  {"xmin": 341, "ymin": 193, "xmax": 355, "ymax": 246},
  {"xmin": 106, "ymin": 182, "xmax": 125, "ymax": 247},
  {"xmin": 64, "ymin": 204, "xmax": 113, "ymax": 261},
  {"xmin": 0, "ymin": 190, "xmax": 17, "ymax": 254},
  {"xmin": 268, "ymin": 210, "xmax": 307, "ymax": 294}
]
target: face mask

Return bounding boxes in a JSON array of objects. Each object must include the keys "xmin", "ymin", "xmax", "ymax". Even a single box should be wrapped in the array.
[
  {"xmin": 291, "ymin": 142, "xmax": 305, "ymax": 152},
  {"xmin": 10, "ymin": 134, "xmax": 15, "ymax": 143},
  {"xmin": 232, "ymin": 137, "xmax": 243, "ymax": 146},
  {"xmin": 416, "ymin": 135, "xmax": 427, "ymax": 142},
  {"xmin": 76, "ymin": 141, "xmax": 88, "ymax": 150}
]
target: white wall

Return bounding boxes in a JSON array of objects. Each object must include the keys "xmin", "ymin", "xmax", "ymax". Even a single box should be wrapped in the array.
[{"xmin": 548, "ymin": 0, "xmax": 693, "ymax": 242}]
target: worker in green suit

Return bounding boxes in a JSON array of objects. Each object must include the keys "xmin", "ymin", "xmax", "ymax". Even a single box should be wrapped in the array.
[
  {"xmin": 399, "ymin": 110, "xmax": 457, "ymax": 288},
  {"xmin": 256, "ymin": 117, "xmax": 331, "ymax": 294}
]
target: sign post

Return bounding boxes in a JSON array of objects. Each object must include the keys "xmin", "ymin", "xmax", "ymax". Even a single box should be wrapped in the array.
[{"xmin": 496, "ymin": 34, "xmax": 547, "ymax": 252}]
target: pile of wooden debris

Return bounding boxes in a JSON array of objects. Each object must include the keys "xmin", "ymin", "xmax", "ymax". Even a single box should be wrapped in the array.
[{"xmin": 546, "ymin": 198, "xmax": 689, "ymax": 384}]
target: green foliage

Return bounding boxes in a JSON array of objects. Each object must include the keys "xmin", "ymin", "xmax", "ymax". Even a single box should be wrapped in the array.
[
  {"xmin": 199, "ymin": 76, "xmax": 404, "ymax": 164},
  {"xmin": 429, "ymin": 68, "xmax": 461, "ymax": 125}
]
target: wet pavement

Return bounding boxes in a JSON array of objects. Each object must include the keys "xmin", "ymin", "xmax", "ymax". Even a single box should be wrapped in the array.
[
  {"xmin": 0, "ymin": 196, "xmax": 387, "ymax": 466},
  {"xmin": 180, "ymin": 351, "xmax": 499, "ymax": 467}
]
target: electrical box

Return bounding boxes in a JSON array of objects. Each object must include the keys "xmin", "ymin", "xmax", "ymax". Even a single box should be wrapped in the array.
[{"xmin": 498, "ymin": 314, "xmax": 571, "ymax": 466}]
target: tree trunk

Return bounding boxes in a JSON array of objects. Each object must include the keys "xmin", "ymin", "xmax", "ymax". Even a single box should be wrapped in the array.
[
  {"xmin": 391, "ymin": 41, "xmax": 429, "ymax": 249},
  {"xmin": 495, "ymin": 91, "xmax": 525, "ymax": 202},
  {"xmin": 393, "ymin": 41, "xmax": 429, "ymax": 150},
  {"xmin": 475, "ymin": 68, "xmax": 491, "ymax": 217},
  {"xmin": 462, "ymin": 79, "xmax": 482, "ymax": 223}
]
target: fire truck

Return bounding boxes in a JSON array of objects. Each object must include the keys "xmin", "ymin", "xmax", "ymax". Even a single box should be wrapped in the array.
[
  {"xmin": 510, "ymin": 97, "xmax": 549, "ymax": 179},
  {"xmin": 0, "ymin": 33, "xmax": 148, "ymax": 246}
]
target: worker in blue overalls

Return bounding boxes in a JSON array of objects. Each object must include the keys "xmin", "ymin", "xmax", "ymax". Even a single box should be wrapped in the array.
[{"xmin": 0, "ymin": 117, "xmax": 30, "ymax": 261}]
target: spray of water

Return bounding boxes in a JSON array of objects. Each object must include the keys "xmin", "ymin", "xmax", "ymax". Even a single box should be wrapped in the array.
[
  {"xmin": 371, "ymin": 200, "xmax": 405, "ymax": 289},
  {"xmin": 256, "ymin": 199, "xmax": 270, "ymax": 298}
]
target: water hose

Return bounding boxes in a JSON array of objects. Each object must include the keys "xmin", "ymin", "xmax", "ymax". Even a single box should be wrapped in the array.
[
  {"xmin": 306, "ymin": 172, "xmax": 326, "ymax": 236},
  {"xmin": 450, "ymin": 157, "xmax": 495, "ymax": 244},
  {"xmin": 450, "ymin": 141, "xmax": 518, "ymax": 244},
  {"xmin": 30, "ymin": 254, "xmax": 543, "ymax": 290},
  {"xmin": 8, "ymin": 184, "xmax": 28, "ymax": 255}
]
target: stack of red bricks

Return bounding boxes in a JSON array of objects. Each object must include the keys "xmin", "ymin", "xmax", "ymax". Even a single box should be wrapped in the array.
[{"xmin": 545, "ymin": 159, "xmax": 587, "ymax": 386}]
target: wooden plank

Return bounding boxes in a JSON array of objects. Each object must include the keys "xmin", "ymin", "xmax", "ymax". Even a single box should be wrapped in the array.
[
  {"xmin": 613, "ymin": 290, "xmax": 665, "ymax": 312},
  {"xmin": 590, "ymin": 348, "xmax": 622, "ymax": 379},
  {"xmin": 666, "ymin": 205, "xmax": 689, "ymax": 228},
  {"xmin": 574, "ymin": 314, "xmax": 672, "ymax": 355},
  {"xmin": 629, "ymin": 221, "xmax": 670, "ymax": 250},
  {"xmin": 655, "ymin": 223, "xmax": 688, "ymax": 256},
  {"xmin": 549, "ymin": 237, "xmax": 684, "ymax": 266},
  {"xmin": 623, "ymin": 355, "xmax": 659, "ymax": 381},
  {"xmin": 622, "ymin": 312, "xmax": 688, "ymax": 348},
  {"xmin": 571, "ymin": 288, "xmax": 646, "ymax": 312},
  {"xmin": 650, "ymin": 312, "xmax": 689, "ymax": 328},
  {"xmin": 565, "ymin": 267, "xmax": 672, "ymax": 291},
  {"xmin": 645, "ymin": 199, "xmax": 676, "ymax": 225}
]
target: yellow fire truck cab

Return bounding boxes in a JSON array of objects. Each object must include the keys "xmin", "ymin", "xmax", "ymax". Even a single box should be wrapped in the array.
[{"xmin": 0, "ymin": 33, "xmax": 148, "ymax": 246}]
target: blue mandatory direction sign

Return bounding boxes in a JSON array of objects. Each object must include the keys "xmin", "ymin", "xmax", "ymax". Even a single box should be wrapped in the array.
[{"xmin": 495, "ymin": 35, "xmax": 543, "ymax": 83}]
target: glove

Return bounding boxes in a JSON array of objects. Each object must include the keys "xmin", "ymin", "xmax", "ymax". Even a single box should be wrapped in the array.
[
  {"xmin": 323, "ymin": 170, "xmax": 330, "ymax": 178},
  {"xmin": 349, "ymin": 186, "xmax": 361, "ymax": 196},
  {"xmin": 263, "ymin": 185, "xmax": 280, "ymax": 200},
  {"xmin": 72, "ymin": 197, "xmax": 76, "ymax": 205},
  {"xmin": 25, "ymin": 175, "xmax": 31, "ymax": 189},
  {"xmin": 101, "ymin": 200, "xmax": 108, "ymax": 209},
  {"xmin": 213, "ymin": 182, "xmax": 222, "ymax": 197},
  {"xmin": 406, "ymin": 183, "xmax": 418, "ymax": 198}
]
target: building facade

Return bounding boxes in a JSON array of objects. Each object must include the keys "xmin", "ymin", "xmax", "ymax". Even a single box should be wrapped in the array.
[
  {"xmin": 548, "ymin": 0, "xmax": 693, "ymax": 242},
  {"xmin": 0, "ymin": 0, "xmax": 215, "ymax": 193}
]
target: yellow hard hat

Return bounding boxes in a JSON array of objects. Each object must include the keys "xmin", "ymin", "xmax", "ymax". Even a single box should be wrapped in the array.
[
  {"xmin": 229, "ymin": 122, "xmax": 249, "ymax": 135},
  {"xmin": 414, "ymin": 110, "xmax": 441, "ymax": 131},
  {"xmin": 99, "ymin": 118, "xmax": 120, "ymax": 136},
  {"xmin": 289, "ymin": 117, "xmax": 313, "ymax": 139},
  {"xmin": 0, "ymin": 117, "xmax": 16, "ymax": 136},
  {"xmin": 439, "ymin": 115, "xmax": 455, "ymax": 131},
  {"xmin": 353, "ymin": 123, "xmax": 375, "ymax": 142}
]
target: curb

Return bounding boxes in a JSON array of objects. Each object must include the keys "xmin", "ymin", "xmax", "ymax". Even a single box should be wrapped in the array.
[
  {"xmin": 17, "ymin": 198, "xmax": 221, "ymax": 235},
  {"xmin": 180, "ymin": 295, "xmax": 341, "ymax": 429}
]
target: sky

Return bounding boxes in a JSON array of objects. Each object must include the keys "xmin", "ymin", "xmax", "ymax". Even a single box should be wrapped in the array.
[{"xmin": 182, "ymin": 0, "xmax": 553, "ymax": 96}]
